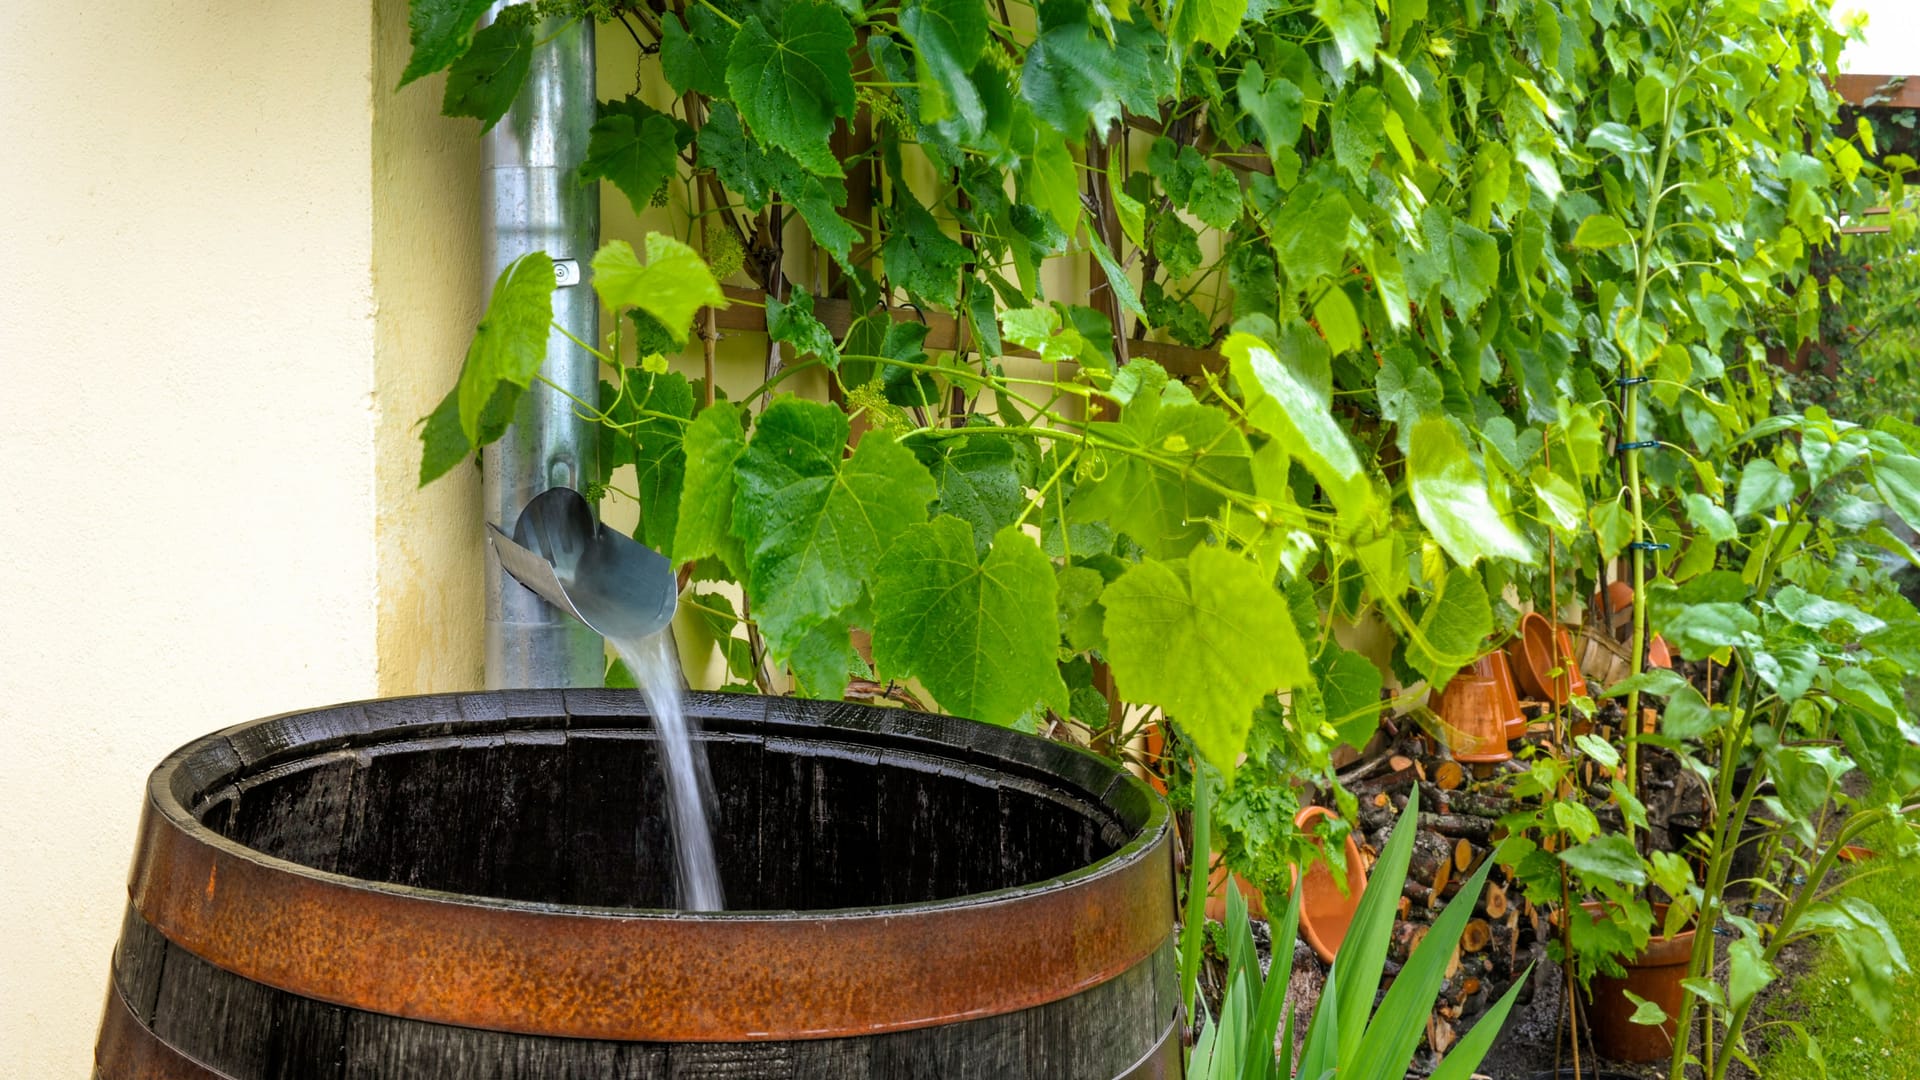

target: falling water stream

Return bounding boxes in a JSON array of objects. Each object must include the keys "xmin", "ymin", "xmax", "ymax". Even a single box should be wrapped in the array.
[{"xmin": 610, "ymin": 630, "xmax": 725, "ymax": 911}]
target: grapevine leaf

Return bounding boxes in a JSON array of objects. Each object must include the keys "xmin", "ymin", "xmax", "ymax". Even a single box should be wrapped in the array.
[
  {"xmin": 1332, "ymin": 88, "xmax": 1387, "ymax": 181},
  {"xmin": 872, "ymin": 520, "xmax": 1069, "ymax": 725},
  {"xmin": 1103, "ymin": 547, "xmax": 1309, "ymax": 776},
  {"xmin": 1409, "ymin": 417, "xmax": 1534, "ymax": 565},
  {"xmin": 606, "ymin": 370, "xmax": 695, "ymax": 552},
  {"xmin": 660, "ymin": 6, "xmax": 734, "ymax": 98},
  {"xmin": 883, "ymin": 190, "xmax": 972, "ymax": 307},
  {"xmin": 908, "ymin": 430, "xmax": 1028, "ymax": 553},
  {"xmin": 1734, "ymin": 459, "xmax": 1796, "ymax": 518},
  {"xmin": 580, "ymin": 99, "xmax": 691, "ymax": 216},
  {"xmin": 1171, "ymin": 0, "xmax": 1248, "ymax": 53},
  {"xmin": 899, "ymin": 0, "xmax": 987, "ymax": 125},
  {"xmin": 1406, "ymin": 207, "xmax": 1500, "ymax": 315},
  {"xmin": 1021, "ymin": 18, "xmax": 1127, "ymax": 134},
  {"xmin": 457, "ymin": 252, "xmax": 554, "ymax": 442},
  {"xmin": 766, "ymin": 288, "xmax": 841, "ymax": 370},
  {"xmin": 399, "ymin": 0, "xmax": 494, "ymax": 87},
  {"xmin": 1270, "ymin": 177, "xmax": 1353, "ymax": 284},
  {"xmin": 1572, "ymin": 213, "xmax": 1634, "ymax": 249},
  {"xmin": 732, "ymin": 399, "xmax": 936, "ymax": 656},
  {"xmin": 1312, "ymin": 0, "xmax": 1379, "ymax": 71},
  {"xmin": 1238, "ymin": 62, "xmax": 1305, "ymax": 160},
  {"xmin": 591, "ymin": 234, "xmax": 727, "ymax": 347},
  {"xmin": 442, "ymin": 15, "xmax": 532, "ymax": 132},
  {"xmin": 1071, "ymin": 400, "xmax": 1253, "ymax": 558},
  {"xmin": 1559, "ymin": 834, "xmax": 1649, "ymax": 886},
  {"xmin": 700, "ymin": 102, "xmax": 800, "ymax": 212},
  {"xmin": 419, "ymin": 379, "xmax": 517, "ymax": 486},
  {"xmin": 1223, "ymin": 333, "xmax": 1372, "ymax": 520},
  {"xmin": 1408, "ymin": 566, "xmax": 1492, "ymax": 688},
  {"xmin": 673, "ymin": 402, "xmax": 750, "ymax": 577},
  {"xmin": 1316, "ymin": 646, "xmax": 1384, "ymax": 749},
  {"xmin": 725, "ymin": 5, "xmax": 857, "ymax": 178}
]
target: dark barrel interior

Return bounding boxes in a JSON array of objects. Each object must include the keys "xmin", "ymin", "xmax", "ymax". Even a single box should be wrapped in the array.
[
  {"xmin": 201, "ymin": 719, "xmax": 1127, "ymax": 912},
  {"xmin": 98, "ymin": 691, "xmax": 1178, "ymax": 1080}
]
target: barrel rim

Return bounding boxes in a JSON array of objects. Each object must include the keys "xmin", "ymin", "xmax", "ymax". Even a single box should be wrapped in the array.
[{"xmin": 129, "ymin": 690, "xmax": 1174, "ymax": 1041}]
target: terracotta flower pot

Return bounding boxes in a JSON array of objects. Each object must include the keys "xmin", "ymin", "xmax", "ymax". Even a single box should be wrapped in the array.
[
  {"xmin": 1646, "ymin": 634, "xmax": 1674, "ymax": 670},
  {"xmin": 1291, "ymin": 805, "xmax": 1367, "ymax": 964},
  {"xmin": 1839, "ymin": 844, "xmax": 1877, "ymax": 864},
  {"xmin": 1466, "ymin": 650, "xmax": 1527, "ymax": 741},
  {"xmin": 1429, "ymin": 672, "xmax": 1513, "ymax": 763},
  {"xmin": 1580, "ymin": 902, "xmax": 1696, "ymax": 1064},
  {"xmin": 1204, "ymin": 852, "xmax": 1266, "ymax": 922},
  {"xmin": 1591, "ymin": 580, "xmax": 1635, "ymax": 640},
  {"xmin": 1515, "ymin": 611, "xmax": 1588, "ymax": 705}
]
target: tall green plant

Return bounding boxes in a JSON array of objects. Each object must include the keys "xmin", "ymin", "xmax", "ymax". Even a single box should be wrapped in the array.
[{"xmin": 1187, "ymin": 786, "xmax": 1530, "ymax": 1078}]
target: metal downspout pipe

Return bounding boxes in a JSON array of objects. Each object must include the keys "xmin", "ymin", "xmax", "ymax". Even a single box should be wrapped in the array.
[{"xmin": 481, "ymin": 5, "xmax": 603, "ymax": 689}]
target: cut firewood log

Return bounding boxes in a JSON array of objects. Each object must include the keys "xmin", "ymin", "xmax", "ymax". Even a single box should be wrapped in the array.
[
  {"xmin": 1428, "ymin": 813, "xmax": 1497, "ymax": 844},
  {"xmin": 1479, "ymin": 881, "xmax": 1509, "ymax": 920},
  {"xmin": 1397, "ymin": 896, "xmax": 1411, "ymax": 920},
  {"xmin": 1427, "ymin": 1017, "xmax": 1458, "ymax": 1056},
  {"xmin": 1429, "ymin": 852, "xmax": 1453, "ymax": 902},
  {"xmin": 1434, "ymin": 760, "xmax": 1465, "ymax": 790},
  {"xmin": 1350, "ymin": 764, "xmax": 1417, "ymax": 798},
  {"xmin": 1402, "ymin": 880, "xmax": 1434, "ymax": 907},
  {"xmin": 1444, "ymin": 944, "xmax": 1462, "ymax": 979},
  {"xmin": 1388, "ymin": 921, "xmax": 1429, "ymax": 963},
  {"xmin": 1453, "ymin": 838, "xmax": 1476, "ymax": 873},
  {"xmin": 1460, "ymin": 918, "xmax": 1492, "ymax": 953},
  {"xmin": 1404, "ymin": 829, "xmax": 1453, "ymax": 882}
]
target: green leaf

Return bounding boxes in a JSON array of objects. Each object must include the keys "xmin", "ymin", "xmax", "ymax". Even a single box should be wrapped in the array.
[
  {"xmin": 1171, "ymin": 0, "xmax": 1248, "ymax": 52},
  {"xmin": 733, "ymin": 398, "xmax": 936, "ymax": 655},
  {"xmin": 1188, "ymin": 168, "xmax": 1244, "ymax": 231},
  {"xmin": 883, "ymin": 190, "xmax": 972, "ymax": 308},
  {"xmin": 604, "ymin": 369, "xmax": 696, "ymax": 552},
  {"xmin": 1019, "ymin": 121, "xmax": 1082, "ymax": 236},
  {"xmin": 1021, "ymin": 18, "xmax": 1128, "ymax": 134},
  {"xmin": 1592, "ymin": 496, "xmax": 1634, "ymax": 560},
  {"xmin": 1316, "ymin": 646, "xmax": 1384, "ymax": 750},
  {"xmin": 698, "ymin": 102, "xmax": 804, "ymax": 213},
  {"xmin": 725, "ymin": 5, "xmax": 857, "ymax": 178},
  {"xmin": 909, "ymin": 429, "xmax": 1027, "ymax": 553},
  {"xmin": 580, "ymin": 99, "xmax": 690, "ymax": 216},
  {"xmin": 1734, "ymin": 459, "xmax": 1796, "ymax": 518},
  {"xmin": 1224, "ymin": 332, "xmax": 1372, "ymax": 521},
  {"xmin": 1407, "ymin": 565, "xmax": 1492, "ymax": 687},
  {"xmin": 591, "ymin": 234, "xmax": 726, "ymax": 346},
  {"xmin": 457, "ymin": 251, "xmax": 554, "ymax": 442},
  {"xmin": 1312, "ymin": 285, "xmax": 1361, "ymax": 355},
  {"xmin": 1102, "ymin": 548, "xmax": 1308, "ymax": 776},
  {"xmin": 1409, "ymin": 417, "xmax": 1534, "ymax": 566},
  {"xmin": 1531, "ymin": 468, "xmax": 1585, "ymax": 535},
  {"xmin": 1728, "ymin": 936, "xmax": 1775, "ymax": 1011},
  {"xmin": 1312, "ymin": 0, "xmax": 1378, "ymax": 71},
  {"xmin": 1623, "ymin": 990, "xmax": 1669, "ymax": 1026},
  {"xmin": 1406, "ymin": 207, "xmax": 1500, "ymax": 315},
  {"xmin": 1874, "ymin": 454, "xmax": 1920, "ymax": 533},
  {"xmin": 765, "ymin": 288, "xmax": 841, "ymax": 370},
  {"xmin": 1662, "ymin": 684, "xmax": 1726, "ymax": 739},
  {"xmin": 1687, "ymin": 492, "xmax": 1738, "ymax": 542},
  {"xmin": 660, "ymin": 6, "xmax": 735, "ymax": 97},
  {"xmin": 1270, "ymin": 178, "xmax": 1352, "ymax": 284},
  {"xmin": 1332, "ymin": 88, "xmax": 1387, "ymax": 181},
  {"xmin": 398, "ymin": 0, "xmax": 494, "ymax": 87},
  {"xmin": 1071, "ymin": 400, "xmax": 1253, "ymax": 557},
  {"xmin": 419, "ymin": 379, "xmax": 517, "ymax": 486},
  {"xmin": 872, "ymin": 520, "xmax": 1069, "ymax": 725},
  {"xmin": 1572, "ymin": 213, "xmax": 1634, "ymax": 249},
  {"xmin": 673, "ymin": 402, "xmax": 750, "ymax": 577},
  {"xmin": 442, "ymin": 15, "xmax": 532, "ymax": 132},
  {"xmin": 1238, "ymin": 62, "xmax": 1304, "ymax": 158},
  {"xmin": 1662, "ymin": 602, "xmax": 1759, "ymax": 658},
  {"xmin": 1558, "ymin": 833, "xmax": 1648, "ymax": 886},
  {"xmin": 899, "ymin": 0, "xmax": 987, "ymax": 124}
]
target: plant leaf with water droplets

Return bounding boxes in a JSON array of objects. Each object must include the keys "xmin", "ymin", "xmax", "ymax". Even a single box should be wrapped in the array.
[
  {"xmin": 732, "ymin": 398, "xmax": 936, "ymax": 661},
  {"xmin": 399, "ymin": 0, "xmax": 495, "ymax": 87},
  {"xmin": 725, "ymin": 5, "xmax": 857, "ymax": 177},
  {"xmin": 1102, "ymin": 547, "xmax": 1308, "ymax": 776},
  {"xmin": 442, "ymin": 15, "xmax": 532, "ymax": 132},
  {"xmin": 1410, "ymin": 418, "xmax": 1534, "ymax": 566},
  {"xmin": 673, "ymin": 402, "xmax": 750, "ymax": 578},
  {"xmin": 592, "ymin": 234, "xmax": 726, "ymax": 348},
  {"xmin": 457, "ymin": 251, "xmax": 553, "ymax": 443},
  {"xmin": 872, "ymin": 520, "xmax": 1069, "ymax": 725}
]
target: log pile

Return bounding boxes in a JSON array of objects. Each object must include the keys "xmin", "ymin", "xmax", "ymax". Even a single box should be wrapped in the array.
[{"xmin": 1329, "ymin": 726, "xmax": 1546, "ymax": 1055}]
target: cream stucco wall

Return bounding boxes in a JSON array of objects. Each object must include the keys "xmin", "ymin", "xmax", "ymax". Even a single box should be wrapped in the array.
[{"xmin": 0, "ymin": 4, "xmax": 380, "ymax": 1074}]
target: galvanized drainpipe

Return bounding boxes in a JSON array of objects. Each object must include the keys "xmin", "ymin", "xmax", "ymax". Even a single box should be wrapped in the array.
[{"xmin": 481, "ymin": 4, "xmax": 603, "ymax": 689}]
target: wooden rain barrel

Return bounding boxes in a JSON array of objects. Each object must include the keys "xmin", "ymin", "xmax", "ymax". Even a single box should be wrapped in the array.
[{"xmin": 94, "ymin": 690, "xmax": 1178, "ymax": 1079}]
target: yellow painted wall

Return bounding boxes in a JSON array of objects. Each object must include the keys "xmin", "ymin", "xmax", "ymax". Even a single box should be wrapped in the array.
[
  {"xmin": 372, "ymin": 0, "xmax": 488, "ymax": 696},
  {"xmin": 0, "ymin": 4, "xmax": 379, "ymax": 1074}
]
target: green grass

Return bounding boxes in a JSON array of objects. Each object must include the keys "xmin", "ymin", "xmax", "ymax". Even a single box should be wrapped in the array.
[{"xmin": 1758, "ymin": 826, "xmax": 1920, "ymax": 1079}]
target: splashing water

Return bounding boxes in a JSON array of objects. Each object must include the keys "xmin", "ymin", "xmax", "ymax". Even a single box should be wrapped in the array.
[{"xmin": 610, "ymin": 630, "xmax": 725, "ymax": 911}]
